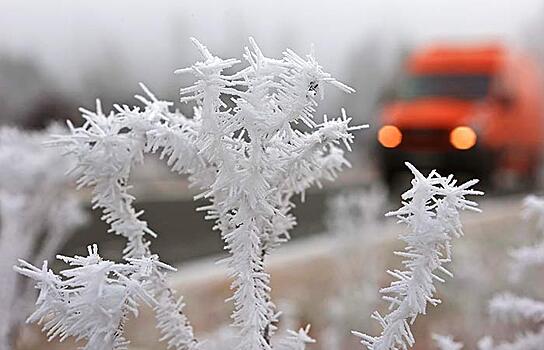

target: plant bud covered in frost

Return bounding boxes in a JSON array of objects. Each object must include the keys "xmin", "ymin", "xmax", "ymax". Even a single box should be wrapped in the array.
[
  {"xmin": 353, "ymin": 162, "xmax": 482, "ymax": 350},
  {"xmin": 17, "ymin": 37, "xmax": 364, "ymax": 350}
]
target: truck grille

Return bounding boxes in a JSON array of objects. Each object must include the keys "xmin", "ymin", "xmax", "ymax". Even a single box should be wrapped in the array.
[{"xmin": 400, "ymin": 128, "xmax": 451, "ymax": 151}]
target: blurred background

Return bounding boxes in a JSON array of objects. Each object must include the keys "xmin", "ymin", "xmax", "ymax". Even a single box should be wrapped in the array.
[
  {"xmin": 3, "ymin": 1, "xmax": 544, "ymax": 349},
  {"xmin": 3, "ymin": 0, "xmax": 543, "ymax": 129}
]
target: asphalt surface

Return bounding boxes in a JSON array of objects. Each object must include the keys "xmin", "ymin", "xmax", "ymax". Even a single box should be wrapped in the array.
[{"xmin": 59, "ymin": 185, "xmax": 364, "ymax": 266}]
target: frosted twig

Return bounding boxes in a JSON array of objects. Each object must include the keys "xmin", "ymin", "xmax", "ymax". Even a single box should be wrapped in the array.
[{"xmin": 353, "ymin": 162, "xmax": 482, "ymax": 350}]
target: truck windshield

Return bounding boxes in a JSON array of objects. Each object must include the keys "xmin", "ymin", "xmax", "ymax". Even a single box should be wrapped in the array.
[{"xmin": 398, "ymin": 74, "xmax": 492, "ymax": 100}]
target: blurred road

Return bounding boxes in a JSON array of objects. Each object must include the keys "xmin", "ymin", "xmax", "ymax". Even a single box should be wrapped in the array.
[{"xmin": 59, "ymin": 165, "xmax": 378, "ymax": 266}]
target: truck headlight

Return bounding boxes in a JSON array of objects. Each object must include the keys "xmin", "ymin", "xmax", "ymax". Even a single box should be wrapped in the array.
[
  {"xmin": 450, "ymin": 126, "xmax": 477, "ymax": 150},
  {"xmin": 378, "ymin": 125, "xmax": 402, "ymax": 148}
]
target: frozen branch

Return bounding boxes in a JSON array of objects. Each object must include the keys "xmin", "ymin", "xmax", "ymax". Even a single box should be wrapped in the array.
[
  {"xmin": 353, "ymin": 162, "xmax": 482, "ymax": 350},
  {"xmin": 14, "ymin": 245, "xmax": 157, "ymax": 350}
]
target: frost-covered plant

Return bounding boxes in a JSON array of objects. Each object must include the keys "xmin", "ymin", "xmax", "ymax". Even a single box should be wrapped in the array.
[
  {"xmin": 16, "ymin": 38, "xmax": 363, "ymax": 350},
  {"xmin": 275, "ymin": 326, "xmax": 315, "ymax": 350},
  {"xmin": 0, "ymin": 126, "xmax": 86, "ymax": 350},
  {"xmin": 477, "ymin": 330, "xmax": 544, "ymax": 350},
  {"xmin": 432, "ymin": 334, "xmax": 463, "ymax": 350},
  {"xmin": 482, "ymin": 195, "xmax": 544, "ymax": 350},
  {"xmin": 14, "ymin": 245, "xmax": 161, "ymax": 349},
  {"xmin": 509, "ymin": 195, "xmax": 544, "ymax": 278},
  {"xmin": 353, "ymin": 162, "xmax": 482, "ymax": 350}
]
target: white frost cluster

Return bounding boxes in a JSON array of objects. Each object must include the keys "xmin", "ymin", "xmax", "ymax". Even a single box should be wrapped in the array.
[
  {"xmin": 477, "ymin": 330, "xmax": 544, "ymax": 350},
  {"xmin": 16, "ymin": 37, "xmax": 363, "ymax": 350},
  {"xmin": 489, "ymin": 292, "xmax": 544, "ymax": 323},
  {"xmin": 432, "ymin": 334, "xmax": 463, "ymax": 350},
  {"xmin": 14, "ymin": 245, "xmax": 162, "ymax": 350},
  {"xmin": 0, "ymin": 126, "xmax": 86, "ymax": 350},
  {"xmin": 483, "ymin": 195, "xmax": 544, "ymax": 349},
  {"xmin": 353, "ymin": 162, "xmax": 482, "ymax": 350},
  {"xmin": 275, "ymin": 326, "xmax": 315, "ymax": 350},
  {"xmin": 509, "ymin": 195, "xmax": 544, "ymax": 278}
]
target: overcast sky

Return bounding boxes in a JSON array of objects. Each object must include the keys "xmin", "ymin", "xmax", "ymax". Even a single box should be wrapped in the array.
[{"xmin": 1, "ymin": 0, "xmax": 543, "ymax": 104}]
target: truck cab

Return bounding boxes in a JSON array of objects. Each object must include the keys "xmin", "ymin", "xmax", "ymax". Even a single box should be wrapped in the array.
[{"xmin": 376, "ymin": 43, "xmax": 544, "ymax": 187}]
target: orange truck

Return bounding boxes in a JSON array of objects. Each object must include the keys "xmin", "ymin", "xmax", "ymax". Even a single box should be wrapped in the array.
[{"xmin": 376, "ymin": 43, "xmax": 544, "ymax": 187}]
